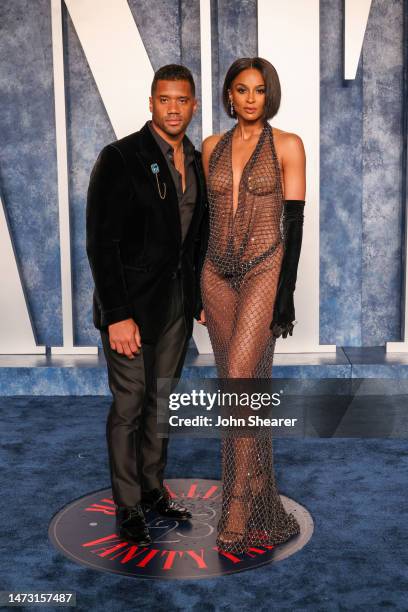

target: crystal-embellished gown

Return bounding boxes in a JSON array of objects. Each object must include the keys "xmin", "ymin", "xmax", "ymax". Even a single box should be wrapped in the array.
[{"xmin": 201, "ymin": 121, "xmax": 300, "ymax": 553}]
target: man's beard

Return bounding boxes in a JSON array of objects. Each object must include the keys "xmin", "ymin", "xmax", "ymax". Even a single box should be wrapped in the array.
[{"xmin": 156, "ymin": 116, "xmax": 187, "ymax": 138}]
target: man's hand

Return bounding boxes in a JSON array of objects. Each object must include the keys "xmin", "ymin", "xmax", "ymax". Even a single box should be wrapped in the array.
[
  {"xmin": 108, "ymin": 318, "xmax": 142, "ymax": 359},
  {"xmin": 196, "ymin": 309, "xmax": 206, "ymax": 326}
]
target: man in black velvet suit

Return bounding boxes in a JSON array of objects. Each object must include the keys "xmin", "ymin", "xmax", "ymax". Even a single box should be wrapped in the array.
[{"xmin": 86, "ymin": 65, "xmax": 208, "ymax": 546}]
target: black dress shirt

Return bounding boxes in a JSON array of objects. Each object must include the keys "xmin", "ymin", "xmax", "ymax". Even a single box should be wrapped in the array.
[{"xmin": 148, "ymin": 121, "xmax": 197, "ymax": 244}]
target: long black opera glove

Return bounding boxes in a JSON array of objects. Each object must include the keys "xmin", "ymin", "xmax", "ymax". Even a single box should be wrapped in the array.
[{"xmin": 270, "ymin": 199, "xmax": 305, "ymax": 338}]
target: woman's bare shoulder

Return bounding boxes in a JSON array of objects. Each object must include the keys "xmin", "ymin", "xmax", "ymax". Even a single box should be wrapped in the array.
[
  {"xmin": 272, "ymin": 127, "xmax": 305, "ymax": 161},
  {"xmin": 273, "ymin": 127, "xmax": 304, "ymax": 149},
  {"xmin": 202, "ymin": 133, "xmax": 224, "ymax": 153}
]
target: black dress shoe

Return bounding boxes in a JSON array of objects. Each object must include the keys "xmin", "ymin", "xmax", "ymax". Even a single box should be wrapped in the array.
[
  {"xmin": 141, "ymin": 488, "xmax": 192, "ymax": 520},
  {"xmin": 116, "ymin": 504, "xmax": 152, "ymax": 546}
]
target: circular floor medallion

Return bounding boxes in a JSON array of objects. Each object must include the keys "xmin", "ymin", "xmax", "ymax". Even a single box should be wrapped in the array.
[{"xmin": 49, "ymin": 479, "xmax": 313, "ymax": 579}]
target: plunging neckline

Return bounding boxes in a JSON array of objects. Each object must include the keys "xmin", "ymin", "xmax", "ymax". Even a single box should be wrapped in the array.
[{"xmin": 229, "ymin": 122, "xmax": 268, "ymax": 222}]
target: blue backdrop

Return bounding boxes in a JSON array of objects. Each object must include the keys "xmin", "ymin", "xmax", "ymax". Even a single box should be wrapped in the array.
[{"xmin": 0, "ymin": 0, "xmax": 405, "ymax": 349}]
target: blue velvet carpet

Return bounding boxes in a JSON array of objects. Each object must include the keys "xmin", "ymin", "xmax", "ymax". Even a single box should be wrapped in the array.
[{"xmin": 0, "ymin": 396, "xmax": 407, "ymax": 611}]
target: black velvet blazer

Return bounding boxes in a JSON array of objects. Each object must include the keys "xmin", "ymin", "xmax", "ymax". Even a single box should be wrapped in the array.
[{"xmin": 86, "ymin": 121, "xmax": 208, "ymax": 343}]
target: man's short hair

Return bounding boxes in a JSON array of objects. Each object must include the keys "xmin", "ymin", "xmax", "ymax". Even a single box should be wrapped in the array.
[{"xmin": 151, "ymin": 64, "xmax": 196, "ymax": 96}]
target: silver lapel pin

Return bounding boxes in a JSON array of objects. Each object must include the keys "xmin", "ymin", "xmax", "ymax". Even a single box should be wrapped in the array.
[{"xmin": 151, "ymin": 163, "xmax": 167, "ymax": 200}]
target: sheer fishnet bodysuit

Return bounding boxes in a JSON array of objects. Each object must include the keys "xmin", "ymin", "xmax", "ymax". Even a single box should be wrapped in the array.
[{"xmin": 201, "ymin": 121, "xmax": 300, "ymax": 553}]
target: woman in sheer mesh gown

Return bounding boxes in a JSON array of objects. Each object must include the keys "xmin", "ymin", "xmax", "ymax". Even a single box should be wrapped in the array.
[{"xmin": 200, "ymin": 58, "xmax": 306, "ymax": 554}]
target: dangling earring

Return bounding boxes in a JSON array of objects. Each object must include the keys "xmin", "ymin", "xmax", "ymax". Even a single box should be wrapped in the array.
[{"xmin": 229, "ymin": 99, "xmax": 235, "ymax": 117}]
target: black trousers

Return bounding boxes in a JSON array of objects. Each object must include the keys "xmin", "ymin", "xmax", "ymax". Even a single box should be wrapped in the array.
[{"xmin": 100, "ymin": 273, "xmax": 189, "ymax": 507}]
